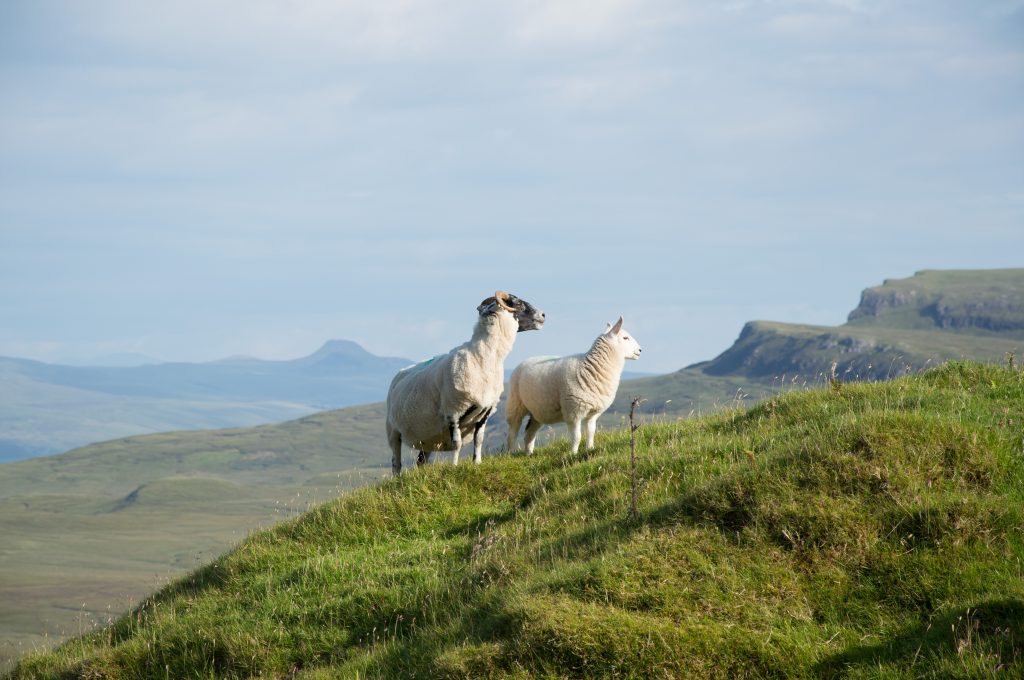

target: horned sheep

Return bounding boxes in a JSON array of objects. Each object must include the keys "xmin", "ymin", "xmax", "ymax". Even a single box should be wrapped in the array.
[
  {"xmin": 506, "ymin": 317, "xmax": 641, "ymax": 455},
  {"xmin": 386, "ymin": 291, "xmax": 545, "ymax": 474}
]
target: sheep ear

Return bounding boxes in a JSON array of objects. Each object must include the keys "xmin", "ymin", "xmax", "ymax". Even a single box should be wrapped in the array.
[{"xmin": 610, "ymin": 317, "xmax": 623, "ymax": 334}]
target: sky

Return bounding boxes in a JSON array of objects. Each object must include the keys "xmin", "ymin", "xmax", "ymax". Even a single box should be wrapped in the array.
[{"xmin": 1, "ymin": 0, "xmax": 1022, "ymax": 374}]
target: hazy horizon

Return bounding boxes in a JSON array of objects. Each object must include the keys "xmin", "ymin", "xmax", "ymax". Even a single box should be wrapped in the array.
[{"xmin": 3, "ymin": 1, "xmax": 1022, "ymax": 374}]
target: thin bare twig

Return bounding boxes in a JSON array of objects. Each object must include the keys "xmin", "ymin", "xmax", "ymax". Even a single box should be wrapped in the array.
[{"xmin": 629, "ymin": 397, "xmax": 645, "ymax": 520}]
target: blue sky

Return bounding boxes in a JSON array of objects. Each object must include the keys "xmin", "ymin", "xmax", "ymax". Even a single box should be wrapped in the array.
[{"xmin": 2, "ymin": 0, "xmax": 1022, "ymax": 374}]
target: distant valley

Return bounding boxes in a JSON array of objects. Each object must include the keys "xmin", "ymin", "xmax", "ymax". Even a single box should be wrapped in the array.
[{"xmin": 0, "ymin": 340, "xmax": 411, "ymax": 461}]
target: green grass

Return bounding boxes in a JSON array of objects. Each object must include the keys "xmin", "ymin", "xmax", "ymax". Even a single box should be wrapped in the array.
[
  {"xmin": 0, "ymin": 403, "xmax": 389, "ymax": 498},
  {"xmin": 0, "ymin": 404, "xmax": 392, "ymax": 670},
  {"xmin": 10, "ymin": 361, "xmax": 1023, "ymax": 679},
  {"xmin": 612, "ymin": 367, "xmax": 775, "ymax": 417},
  {"xmin": 0, "ymin": 374, "xmax": 771, "ymax": 670}
]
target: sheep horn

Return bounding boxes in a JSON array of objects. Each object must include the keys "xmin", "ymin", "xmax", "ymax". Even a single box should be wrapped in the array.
[{"xmin": 494, "ymin": 291, "xmax": 515, "ymax": 312}]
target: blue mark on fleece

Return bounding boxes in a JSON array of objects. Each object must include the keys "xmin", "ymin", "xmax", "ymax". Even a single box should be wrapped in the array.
[{"xmin": 402, "ymin": 354, "xmax": 445, "ymax": 373}]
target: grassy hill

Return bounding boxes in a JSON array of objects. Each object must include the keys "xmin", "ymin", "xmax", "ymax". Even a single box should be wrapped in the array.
[
  {"xmin": 4, "ymin": 268, "xmax": 1022, "ymax": 670},
  {"xmin": 10, "ymin": 362, "xmax": 1023, "ymax": 679},
  {"xmin": 0, "ymin": 365, "xmax": 781, "ymax": 670}
]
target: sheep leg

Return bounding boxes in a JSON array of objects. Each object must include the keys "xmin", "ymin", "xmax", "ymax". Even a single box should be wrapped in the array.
[
  {"xmin": 568, "ymin": 419, "xmax": 583, "ymax": 454},
  {"xmin": 523, "ymin": 416, "xmax": 542, "ymax": 454},
  {"xmin": 506, "ymin": 415, "xmax": 522, "ymax": 452},
  {"xmin": 506, "ymin": 406, "xmax": 525, "ymax": 452},
  {"xmin": 585, "ymin": 416, "xmax": 599, "ymax": 450},
  {"xmin": 449, "ymin": 417, "xmax": 463, "ymax": 465},
  {"xmin": 388, "ymin": 427, "xmax": 403, "ymax": 475},
  {"xmin": 472, "ymin": 407, "xmax": 493, "ymax": 464},
  {"xmin": 505, "ymin": 389, "xmax": 526, "ymax": 452}
]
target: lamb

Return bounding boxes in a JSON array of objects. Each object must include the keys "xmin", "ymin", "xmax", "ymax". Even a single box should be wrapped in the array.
[
  {"xmin": 506, "ymin": 317, "xmax": 641, "ymax": 455},
  {"xmin": 386, "ymin": 291, "xmax": 545, "ymax": 474}
]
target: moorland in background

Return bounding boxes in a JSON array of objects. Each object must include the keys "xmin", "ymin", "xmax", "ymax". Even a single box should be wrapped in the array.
[{"xmin": 0, "ymin": 340, "xmax": 411, "ymax": 462}]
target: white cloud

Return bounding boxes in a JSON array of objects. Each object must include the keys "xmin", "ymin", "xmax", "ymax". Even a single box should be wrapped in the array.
[
  {"xmin": 76, "ymin": 0, "xmax": 464, "ymax": 62},
  {"xmin": 34, "ymin": 0, "xmax": 698, "ymax": 67},
  {"xmin": 509, "ymin": 0, "xmax": 647, "ymax": 47},
  {"xmin": 936, "ymin": 50, "xmax": 1024, "ymax": 79},
  {"xmin": 1, "ymin": 0, "xmax": 1022, "ymax": 374},
  {"xmin": 764, "ymin": 10, "xmax": 855, "ymax": 37},
  {"xmin": 983, "ymin": 0, "xmax": 1024, "ymax": 19},
  {"xmin": 531, "ymin": 67, "xmax": 673, "ymax": 111}
]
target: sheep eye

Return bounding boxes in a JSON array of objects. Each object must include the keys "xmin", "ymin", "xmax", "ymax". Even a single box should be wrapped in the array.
[{"xmin": 623, "ymin": 336, "xmax": 630, "ymax": 340}]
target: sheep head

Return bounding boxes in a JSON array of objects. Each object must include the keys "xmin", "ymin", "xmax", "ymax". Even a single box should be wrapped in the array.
[
  {"xmin": 604, "ymin": 316, "xmax": 643, "ymax": 360},
  {"xmin": 477, "ymin": 291, "xmax": 545, "ymax": 332}
]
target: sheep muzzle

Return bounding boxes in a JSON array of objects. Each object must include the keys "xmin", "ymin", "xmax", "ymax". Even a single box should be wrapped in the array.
[{"xmin": 476, "ymin": 292, "xmax": 544, "ymax": 332}]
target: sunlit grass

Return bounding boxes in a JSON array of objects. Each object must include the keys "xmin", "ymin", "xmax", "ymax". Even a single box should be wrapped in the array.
[{"xmin": 11, "ymin": 361, "xmax": 1024, "ymax": 679}]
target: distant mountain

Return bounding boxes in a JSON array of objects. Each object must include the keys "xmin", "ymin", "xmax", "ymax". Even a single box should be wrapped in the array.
[
  {"xmin": 3, "ymin": 340, "xmax": 411, "ymax": 403},
  {"xmin": 846, "ymin": 268, "xmax": 1024, "ymax": 336},
  {"xmin": 0, "ymin": 340, "xmax": 411, "ymax": 461},
  {"xmin": 697, "ymin": 269, "xmax": 1023, "ymax": 382}
]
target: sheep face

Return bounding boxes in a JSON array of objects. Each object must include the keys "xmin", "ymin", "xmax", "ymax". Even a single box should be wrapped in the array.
[
  {"xmin": 606, "ymin": 316, "xmax": 642, "ymax": 360},
  {"xmin": 508, "ymin": 294, "xmax": 546, "ymax": 332},
  {"xmin": 477, "ymin": 292, "xmax": 545, "ymax": 332}
]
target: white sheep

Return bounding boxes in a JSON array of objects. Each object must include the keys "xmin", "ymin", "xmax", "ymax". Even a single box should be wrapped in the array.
[
  {"xmin": 506, "ymin": 317, "xmax": 641, "ymax": 455},
  {"xmin": 386, "ymin": 291, "xmax": 545, "ymax": 474}
]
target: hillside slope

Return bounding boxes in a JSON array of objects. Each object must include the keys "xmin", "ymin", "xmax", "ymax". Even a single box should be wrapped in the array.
[
  {"xmin": 0, "ymin": 404, "xmax": 390, "ymax": 669},
  {"xmin": 0, "ymin": 369, "xmax": 776, "ymax": 669},
  {"xmin": 13, "ymin": 362, "xmax": 1023, "ymax": 679}
]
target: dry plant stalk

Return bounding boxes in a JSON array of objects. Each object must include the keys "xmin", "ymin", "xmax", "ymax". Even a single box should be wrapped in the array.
[
  {"xmin": 829, "ymin": 360, "xmax": 842, "ymax": 392},
  {"xmin": 629, "ymin": 396, "xmax": 643, "ymax": 520}
]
